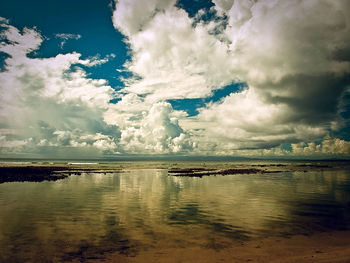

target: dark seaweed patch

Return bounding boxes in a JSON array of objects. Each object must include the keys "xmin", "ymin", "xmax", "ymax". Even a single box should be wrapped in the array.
[
  {"xmin": 0, "ymin": 166, "xmax": 69, "ymax": 183},
  {"xmin": 168, "ymin": 168, "xmax": 271, "ymax": 177},
  {"xmin": 0, "ymin": 166, "xmax": 123, "ymax": 184}
]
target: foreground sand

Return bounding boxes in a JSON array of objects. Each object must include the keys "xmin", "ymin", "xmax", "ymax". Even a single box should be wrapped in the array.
[{"xmin": 99, "ymin": 230, "xmax": 350, "ymax": 263}]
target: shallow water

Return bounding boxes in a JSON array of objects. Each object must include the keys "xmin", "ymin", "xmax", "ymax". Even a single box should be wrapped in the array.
[{"xmin": 1, "ymin": 166, "xmax": 350, "ymax": 262}]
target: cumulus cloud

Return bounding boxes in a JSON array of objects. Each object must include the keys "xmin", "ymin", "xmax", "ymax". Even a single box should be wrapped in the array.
[
  {"xmin": 118, "ymin": 102, "xmax": 194, "ymax": 154},
  {"xmin": 211, "ymin": 0, "xmax": 233, "ymax": 13},
  {"xmin": 0, "ymin": 24, "xmax": 42, "ymax": 58},
  {"xmin": 111, "ymin": 0, "xmax": 350, "ymax": 156},
  {"xmin": 193, "ymin": 0, "xmax": 350, "ymax": 153},
  {"xmin": 291, "ymin": 137, "xmax": 350, "ymax": 156},
  {"xmin": 0, "ymin": 19, "xmax": 192, "ymax": 157},
  {"xmin": 113, "ymin": 1, "xmax": 234, "ymax": 102},
  {"xmin": 193, "ymin": 88, "xmax": 328, "ymax": 152},
  {"xmin": 113, "ymin": 0, "xmax": 176, "ymax": 36},
  {"xmin": 2, "ymin": 0, "xmax": 350, "ymax": 158},
  {"xmin": 0, "ymin": 21, "xmax": 121, "ymax": 157}
]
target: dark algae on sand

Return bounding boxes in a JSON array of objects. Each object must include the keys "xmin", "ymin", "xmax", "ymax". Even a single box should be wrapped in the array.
[
  {"xmin": 167, "ymin": 168, "xmax": 263, "ymax": 177},
  {"xmin": 0, "ymin": 166, "xmax": 69, "ymax": 183},
  {"xmin": 0, "ymin": 165, "xmax": 123, "ymax": 184}
]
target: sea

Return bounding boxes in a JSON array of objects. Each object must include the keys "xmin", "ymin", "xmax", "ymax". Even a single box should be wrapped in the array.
[{"xmin": 0, "ymin": 159, "xmax": 350, "ymax": 262}]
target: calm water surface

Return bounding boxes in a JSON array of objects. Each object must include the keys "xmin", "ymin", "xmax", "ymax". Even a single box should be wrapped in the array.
[{"xmin": 1, "ymin": 166, "xmax": 350, "ymax": 262}]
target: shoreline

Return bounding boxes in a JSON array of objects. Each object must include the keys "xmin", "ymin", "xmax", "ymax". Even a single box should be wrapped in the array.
[
  {"xmin": 1, "ymin": 162, "xmax": 350, "ymax": 262},
  {"xmin": 0, "ymin": 161, "xmax": 348, "ymax": 183}
]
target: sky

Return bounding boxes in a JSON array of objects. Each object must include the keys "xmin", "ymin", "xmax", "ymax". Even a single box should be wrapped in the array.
[{"xmin": 0, "ymin": 0, "xmax": 350, "ymax": 159}]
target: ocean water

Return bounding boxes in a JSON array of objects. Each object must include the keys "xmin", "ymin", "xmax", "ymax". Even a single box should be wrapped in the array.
[{"xmin": 1, "ymin": 163, "xmax": 350, "ymax": 262}]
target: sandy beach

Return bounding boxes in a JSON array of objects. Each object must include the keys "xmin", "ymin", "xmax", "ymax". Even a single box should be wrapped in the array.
[{"xmin": 95, "ymin": 230, "xmax": 350, "ymax": 263}]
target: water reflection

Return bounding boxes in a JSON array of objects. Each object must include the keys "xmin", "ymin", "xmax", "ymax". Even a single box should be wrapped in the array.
[{"xmin": 1, "ymin": 168, "xmax": 350, "ymax": 262}]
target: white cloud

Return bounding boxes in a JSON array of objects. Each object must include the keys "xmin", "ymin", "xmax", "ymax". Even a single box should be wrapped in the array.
[
  {"xmin": 111, "ymin": 0, "xmax": 350, "ymax": 156},
  {"xmin": 55, "ymin": 33, "xmax": 81, "ymax": 49},
  {"xmin": 118, "ymin": 102, "xmax": 194, "ymax": 154},
  {"xmin": 113, "ymin": 3, "xmax": 234, "ymax": 102},
  {"xmin": 0, "ymin": 22, "xmax": 121, "ymax": 157},
  {"xmin": 194, "ymin": 88, "xmax": 328, "ymax": 151},
  {"xmin": 291, "ymin": 137, "xmax": 350, "ymax": 156},
  {"xmin": 212, "ymin": 0, "xmax": 233, "ymax": 13},
  {"xmin": 80, "ymin": 54, "xmax": 116, "ymax": 67},
  {"xmin": 113, "ymin": 0, "xmax": 176, "ymax": 36},
  {"xmin": 2, "ymin": 0, "xmax": 350, "ymax": 158},
  {"xmin": 0, "ymin": 24, "xmax": 42, "ymax": 58},
  {"xmin": 192, "ymin": 0, "xmax": 350, "ymax": 153}
]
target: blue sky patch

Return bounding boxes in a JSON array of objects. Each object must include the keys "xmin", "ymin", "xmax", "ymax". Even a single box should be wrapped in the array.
[
  {"xmin": 0, "ymin": 52, "xmax": 9, "ymax": 71},
  {"xmin": 168, "ymin": 82, "xmax": 247, "ymax": 116},
  {"xmin": 176, "ymin": 0, "xmax": 215, "ymax": 17},
  {"xmin": 1, "ymin": 0, "xmax": 129, "ymax": 90}
]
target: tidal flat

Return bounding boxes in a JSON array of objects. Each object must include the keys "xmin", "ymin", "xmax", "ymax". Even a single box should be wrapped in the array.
[
  {"xmin": 0, "ymin": 160, "xmax": 345, "ymax": 183},
  {"xmin": 1, "ymin": 160, "xmax": 350, "ymax": 262}
]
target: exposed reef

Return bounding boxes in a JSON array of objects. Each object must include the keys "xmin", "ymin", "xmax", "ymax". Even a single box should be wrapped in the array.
[
  {"xmin": 0, "ymin": 166, "xmax": 122, "ymax": 184},
  {"xmin": 167, "ymin": 163, "xmax": 338, "ymax": 177},
  {"xmin": 0, "ymin": 161, "xmax": 342, "ymax": 183},
  {"xmin": 0, "ymin": 166, "xmax": 70, "ymax": 183},
  {"xmin": 168, "ymin": 168, "xmax": 277, "ymax": 177}
]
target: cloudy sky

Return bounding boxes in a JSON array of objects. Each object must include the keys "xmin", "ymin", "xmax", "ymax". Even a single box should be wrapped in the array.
[{"xmin": 1, "ymin": 0, "xmax": 350, "ymax": 159}]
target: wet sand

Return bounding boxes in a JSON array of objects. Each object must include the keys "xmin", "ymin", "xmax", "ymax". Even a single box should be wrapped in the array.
[
  {"xmin": 0, "ymin": 164, "xmax": 122, "ymax": 183},
  {"xmin": 100, "ymin": 230, "xmax": 350, "ymax": 263}
]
